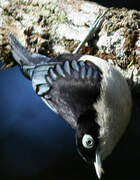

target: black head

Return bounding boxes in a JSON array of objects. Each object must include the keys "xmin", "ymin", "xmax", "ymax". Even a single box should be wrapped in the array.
[
  {"xmin": 76, "ymin": 109, "xmax": 99, "ymax": 164},
  {"xmin": 75, "ymin": 109, "xmax": 103, "ymax": 179}
]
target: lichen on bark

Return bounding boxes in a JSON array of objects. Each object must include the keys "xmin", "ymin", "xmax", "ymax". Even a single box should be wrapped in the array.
[{"xmin": 0, "ymin": 0, "xmax": 139, "ymax": 85}]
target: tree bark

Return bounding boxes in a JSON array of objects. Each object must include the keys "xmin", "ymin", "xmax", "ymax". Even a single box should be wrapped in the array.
[{"xmin": 0, "ymin": 0, "xmax": 139, "ymax": 88}]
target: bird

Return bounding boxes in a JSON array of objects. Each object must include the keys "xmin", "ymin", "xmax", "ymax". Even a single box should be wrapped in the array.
[{"xmin": 6, "ymin": 11, "xmax": 132, "ymax": 179}]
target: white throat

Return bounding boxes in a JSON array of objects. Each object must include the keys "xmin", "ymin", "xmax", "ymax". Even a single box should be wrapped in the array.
[{"xmin": 79, "ymin": 55, "xmax": 132, "ymax": 159}]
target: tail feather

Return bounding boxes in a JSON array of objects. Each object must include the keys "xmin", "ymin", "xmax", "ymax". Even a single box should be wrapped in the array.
[{"xmin": 8, "ymin": 34, "xmax": 51, "ymax": 66}]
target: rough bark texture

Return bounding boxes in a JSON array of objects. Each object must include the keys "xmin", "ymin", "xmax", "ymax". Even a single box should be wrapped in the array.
[{"xmin": 0, "ymin": 0, "xmax": 139, "ymax": 93}]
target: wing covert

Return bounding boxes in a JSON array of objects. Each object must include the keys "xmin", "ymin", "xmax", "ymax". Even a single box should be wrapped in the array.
[{"xmin": 31, "ymin": 58, "xmax": 102, "ymax": 128}]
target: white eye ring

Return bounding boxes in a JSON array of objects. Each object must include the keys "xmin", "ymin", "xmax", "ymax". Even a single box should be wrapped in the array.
[{"xmin": 82, "ymin": 134, "xmax": 94, "ymax": 149}]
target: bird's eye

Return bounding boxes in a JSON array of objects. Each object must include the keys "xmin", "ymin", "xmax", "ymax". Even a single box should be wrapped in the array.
[{"xmin": 82, "ymin": 134, "xmax": 94, "ymax": 149}]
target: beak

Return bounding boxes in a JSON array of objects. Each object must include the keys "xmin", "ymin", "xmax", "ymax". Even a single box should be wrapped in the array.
[{"xmin": 94, "ymin": 147, "xmax": 104, "ymax": 179}]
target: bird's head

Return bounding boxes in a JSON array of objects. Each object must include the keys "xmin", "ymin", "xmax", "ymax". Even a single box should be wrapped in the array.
[{"xmin": 75, "ymin": 109, "xmax": 103, "ymax": 179}]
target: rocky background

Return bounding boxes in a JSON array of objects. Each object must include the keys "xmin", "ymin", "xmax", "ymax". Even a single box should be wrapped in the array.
[{"xmin": 0, "ymin": 0, "xmax": 139, "ymax": 80}]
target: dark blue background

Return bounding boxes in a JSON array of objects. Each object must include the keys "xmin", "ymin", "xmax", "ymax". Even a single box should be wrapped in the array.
[{"xmin": 0, "ymin": 64, "xmax": 140, "ymax": 180}]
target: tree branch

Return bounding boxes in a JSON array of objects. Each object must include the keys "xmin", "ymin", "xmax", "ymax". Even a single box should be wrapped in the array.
[{"xmin": 0, "ymin": 0, "xmax": 139, "ymax": 86}]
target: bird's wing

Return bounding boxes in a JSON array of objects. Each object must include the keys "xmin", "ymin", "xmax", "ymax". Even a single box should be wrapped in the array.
[
  {"xmin": 31, "ymin": 59, "xmax": 102, "ymax": 128},
  {"xmin": 8, "ymin": 34, "xmax": 102, "ymax": 128},
  {"xmin": 31, "ymin": 62, "xmax": 61, "ymax": 114}
]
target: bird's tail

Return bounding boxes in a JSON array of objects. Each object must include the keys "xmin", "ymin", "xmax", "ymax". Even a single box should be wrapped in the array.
[{"xmin": 8, "ymin": 34, "xmax": 51, "ymax": 66}]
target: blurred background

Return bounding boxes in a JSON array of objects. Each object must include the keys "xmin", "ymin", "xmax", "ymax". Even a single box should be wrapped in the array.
[{"xmin": 0, "ymin": 0, "xmax": 139, "ymax": 179}]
